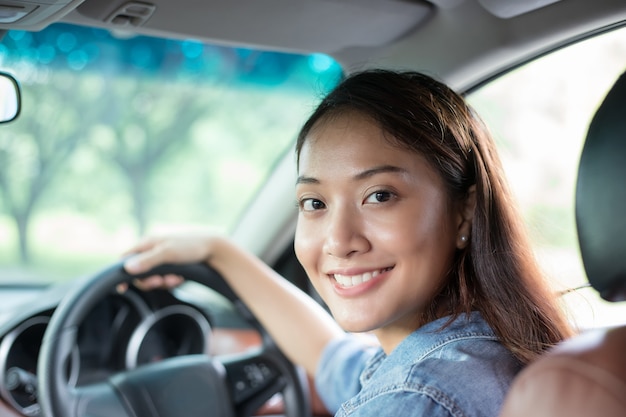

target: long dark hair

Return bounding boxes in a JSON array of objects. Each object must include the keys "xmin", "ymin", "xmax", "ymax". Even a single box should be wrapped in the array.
[{"xmin": 296, "ymin": 69, "xmax": 573, "ymax": 364}]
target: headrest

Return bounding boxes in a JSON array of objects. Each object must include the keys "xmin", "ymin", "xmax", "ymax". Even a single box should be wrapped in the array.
[{"xmin": 576, "ymin": 70, "xmax": 626, "ymax": 302}]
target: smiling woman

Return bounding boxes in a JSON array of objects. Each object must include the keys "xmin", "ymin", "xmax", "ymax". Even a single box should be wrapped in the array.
[
  {"xmin": 0, "ymin": 23, "xmax": 342, "ymax": 283},
  {"xmin": 0, "ymin": 2, "xmax": 623, "ymax": 417},
  {"xmin": 123, "ymin": 69, "xmax": 573, "ymax": 417},
  {"xmin": 294, "ymin": 111, "xmax": 463, "ymax": 350}
]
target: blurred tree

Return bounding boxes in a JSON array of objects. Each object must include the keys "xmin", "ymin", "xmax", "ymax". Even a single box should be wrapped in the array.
[
  {"xmin": 89, "ymin": 76, "xmax": 209, "ymax": 235},
  {"xmin": 0, "ymin": 73, "xmax": 90, "ymax": 263}
]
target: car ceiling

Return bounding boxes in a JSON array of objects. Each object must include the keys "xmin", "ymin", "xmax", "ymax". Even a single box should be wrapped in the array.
[{"xmin": 0, "ymin": 0, "xmax": 625, "ymax": 91}]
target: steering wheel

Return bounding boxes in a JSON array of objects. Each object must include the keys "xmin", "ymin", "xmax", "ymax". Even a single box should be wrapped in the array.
[{"xmin": 37, "ymin": 261, "xmax": 311, "ymax": 417}]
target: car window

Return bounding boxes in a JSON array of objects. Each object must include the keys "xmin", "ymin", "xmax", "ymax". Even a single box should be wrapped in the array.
[
  {"xmin": 0, "ymin": 23, "xmax": 342, "ymax": 283},
  {"xmin": 467, "ymin": 26, "xmax": 626, "ymax": 331}
]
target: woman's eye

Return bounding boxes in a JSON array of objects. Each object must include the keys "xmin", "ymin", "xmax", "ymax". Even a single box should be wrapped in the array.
[
  {"xmin": 364, "ymin": 190, "xmax": 394, "ymax": 204},
  {"xmin": 300, "ymin": 198, "xmax": 326, "ymax": 211}
]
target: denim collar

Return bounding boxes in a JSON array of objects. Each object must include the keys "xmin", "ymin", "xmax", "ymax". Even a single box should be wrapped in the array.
[{"xmin": 359, "ymin": 311, "xmax": 497, "ymax": 385}]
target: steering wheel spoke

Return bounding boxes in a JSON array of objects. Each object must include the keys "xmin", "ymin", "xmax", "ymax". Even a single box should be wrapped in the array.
[
  {"xmin": 110, "ymin": 355, "xmax": 234, "ymax": 417},
  {"xmin": 70, "ymin": 382, "xmax": 131, "ymax": 417},
  {"xmin": 222, "ymin": 350, "xmax": 288, "ymax": 416}
]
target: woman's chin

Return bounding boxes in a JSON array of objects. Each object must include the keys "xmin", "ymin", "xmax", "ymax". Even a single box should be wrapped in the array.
[{"xmin": 333, "ymin": 314, "xmax": 379, "ymax": 334}]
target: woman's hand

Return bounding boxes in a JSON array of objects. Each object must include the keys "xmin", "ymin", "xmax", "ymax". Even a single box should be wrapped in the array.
[
  {"xmin": 120, "ymin": 232, "xmax": 216, "ymax": 292},
  {"xmin": 120, "ymin": 231, "xmax": 345, "ymax": 376}
]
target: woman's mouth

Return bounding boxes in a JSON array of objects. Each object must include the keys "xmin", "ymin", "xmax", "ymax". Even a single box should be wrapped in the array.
[{"xmin": 331, "ymin": 267, "xmax": 393, "ymax": 288}]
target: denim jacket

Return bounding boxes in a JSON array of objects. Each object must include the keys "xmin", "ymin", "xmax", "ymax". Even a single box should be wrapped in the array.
[{"xmin": 315, "ymin": 311, "xmax": 522, "ymax": 417}]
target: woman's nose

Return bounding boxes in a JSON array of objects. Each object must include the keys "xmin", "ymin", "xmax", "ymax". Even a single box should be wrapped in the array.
[{"xmin": 322, "ymin": 206, "xmax": 370, "ymax": 258}]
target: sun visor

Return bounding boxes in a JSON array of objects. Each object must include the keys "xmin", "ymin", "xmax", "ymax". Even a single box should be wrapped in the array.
[
  {"xmin": 72, "ymin": 0, "xmax": 434, "ymax": 55},
  {"xmin": 0, "ymin": 0, "xmax": 85, "ymax": 30}
]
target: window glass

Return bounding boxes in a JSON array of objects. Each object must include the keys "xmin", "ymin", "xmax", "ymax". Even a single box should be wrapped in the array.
[
  {"xmin": 0, "ymin": 23, "xmax": 342, "ymax": 283},
  {"xmin": 467, "ymin": 26, "xmax": 626, "ymax": 330}
]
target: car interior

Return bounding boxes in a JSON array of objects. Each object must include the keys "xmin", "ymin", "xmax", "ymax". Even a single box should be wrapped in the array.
[
  {"xmin": 498, "ymin": 64, "xmax": 626, "ymax": 417},
  {"xmin": 0, "ymin": 0, "xmax": 625, "ymax": 416}
]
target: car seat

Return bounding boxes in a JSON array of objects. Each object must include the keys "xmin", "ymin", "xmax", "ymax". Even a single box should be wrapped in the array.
[{"xmin": 498, "ymin": 70, "xmax": 626, "ymax": 416}]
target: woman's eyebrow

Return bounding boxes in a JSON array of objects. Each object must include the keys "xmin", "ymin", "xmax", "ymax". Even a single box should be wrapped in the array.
[
  {"xmin": 354, "ymin": 165, "xmax": 407, "ymax": 180},
  {"xmin": 296, "ymin": 165, "xmax": 406, "ymax": 185},
  {"xmin": 296, "ymin": 175, "xmax": 319, "ymax": 185}
]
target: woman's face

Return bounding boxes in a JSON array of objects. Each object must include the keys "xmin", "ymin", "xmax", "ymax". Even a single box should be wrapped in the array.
[{"xmin": 294, "ymin": 112, "xmax": 469, "ymax": 352}]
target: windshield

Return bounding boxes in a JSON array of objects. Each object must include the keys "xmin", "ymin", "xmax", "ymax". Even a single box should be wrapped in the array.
[{"xmin": 0, "ymin": 23, "xmax": 342, "ymax": 283}]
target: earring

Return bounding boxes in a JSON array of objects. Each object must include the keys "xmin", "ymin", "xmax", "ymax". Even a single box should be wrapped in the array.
[{"xmin": 460, "ymin": 235, "xmax": 468, "ymax": 243}]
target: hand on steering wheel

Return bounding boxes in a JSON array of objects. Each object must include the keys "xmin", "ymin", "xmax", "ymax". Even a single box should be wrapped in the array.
[{"xmin": 38, "ymin": 261, "xmax": 311, "ymax": 417}]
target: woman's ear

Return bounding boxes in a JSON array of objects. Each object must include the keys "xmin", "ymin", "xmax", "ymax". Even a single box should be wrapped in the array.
[{"xmin": 456, "ymin": 185, "xmax": 476, "ymax": 249}]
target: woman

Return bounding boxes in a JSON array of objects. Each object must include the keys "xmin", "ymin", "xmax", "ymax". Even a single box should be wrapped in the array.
[{"xmin": 124, "ymin": 69, "xmax": 573, "ymax": 416}]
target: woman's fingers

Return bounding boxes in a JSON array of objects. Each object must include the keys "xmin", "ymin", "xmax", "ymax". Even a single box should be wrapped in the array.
[
  {"xmin": 123, "ymin": 237, "xmax": 176, "ymax": 274},
  {"xmin": 132, "ymin": 274, "xmax": 183, "ymax": 290},
  {"xmin": 120, "ymin": 234, "xmax": 208, "ymax": 293},
  {"xmin": 163, "ymin": 274, "xmax": 185, "ymax": 288},
  {"xmin": 123, "ymin": 252, "xmax": 154, "ymax": 274},
  {"xmin": 116, "ymin": 274, "xmax": 184, "ymax": 294},
  {"xmin": 133, "ymin": 275, "xmax": 166, "ymax": 290}
]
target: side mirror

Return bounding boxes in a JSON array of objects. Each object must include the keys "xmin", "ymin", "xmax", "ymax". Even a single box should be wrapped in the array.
[{"xmin": 0, "ymin": 71, "xmax": 20, "ymax": 123}]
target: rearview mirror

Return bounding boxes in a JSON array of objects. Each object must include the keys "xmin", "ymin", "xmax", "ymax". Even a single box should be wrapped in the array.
[{"xmin": 0, "ymin": 72, "xmax": 20, "ymax": 123}]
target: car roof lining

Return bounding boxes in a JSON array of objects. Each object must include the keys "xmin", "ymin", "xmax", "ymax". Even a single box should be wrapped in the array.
[
  {"xmin": 333, "ymin": 0, "xmax": 626, "ymax": 91},
  {"xmin": 0, "ymin": 0, "xmax": 624, "ymax": 92},
  {"xmin": 3, "ymin": 0, "xmax": 615, "ymax": 92}
]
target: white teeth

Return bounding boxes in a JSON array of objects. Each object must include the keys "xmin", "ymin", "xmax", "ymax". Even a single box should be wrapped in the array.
[{"xmin": 333, "ymin": 269, "xmax": 386, "ymax": 288}]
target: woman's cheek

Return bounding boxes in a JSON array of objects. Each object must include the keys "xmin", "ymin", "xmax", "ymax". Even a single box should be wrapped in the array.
[{"xmin": 294, "ymin": 217, "xmax": 318, "ymax": 274}]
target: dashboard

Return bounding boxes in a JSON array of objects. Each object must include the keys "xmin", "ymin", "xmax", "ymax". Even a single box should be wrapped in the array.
[{"xmin": 0, "ymin": 281, "xmax": 262, "ymax": 417}]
